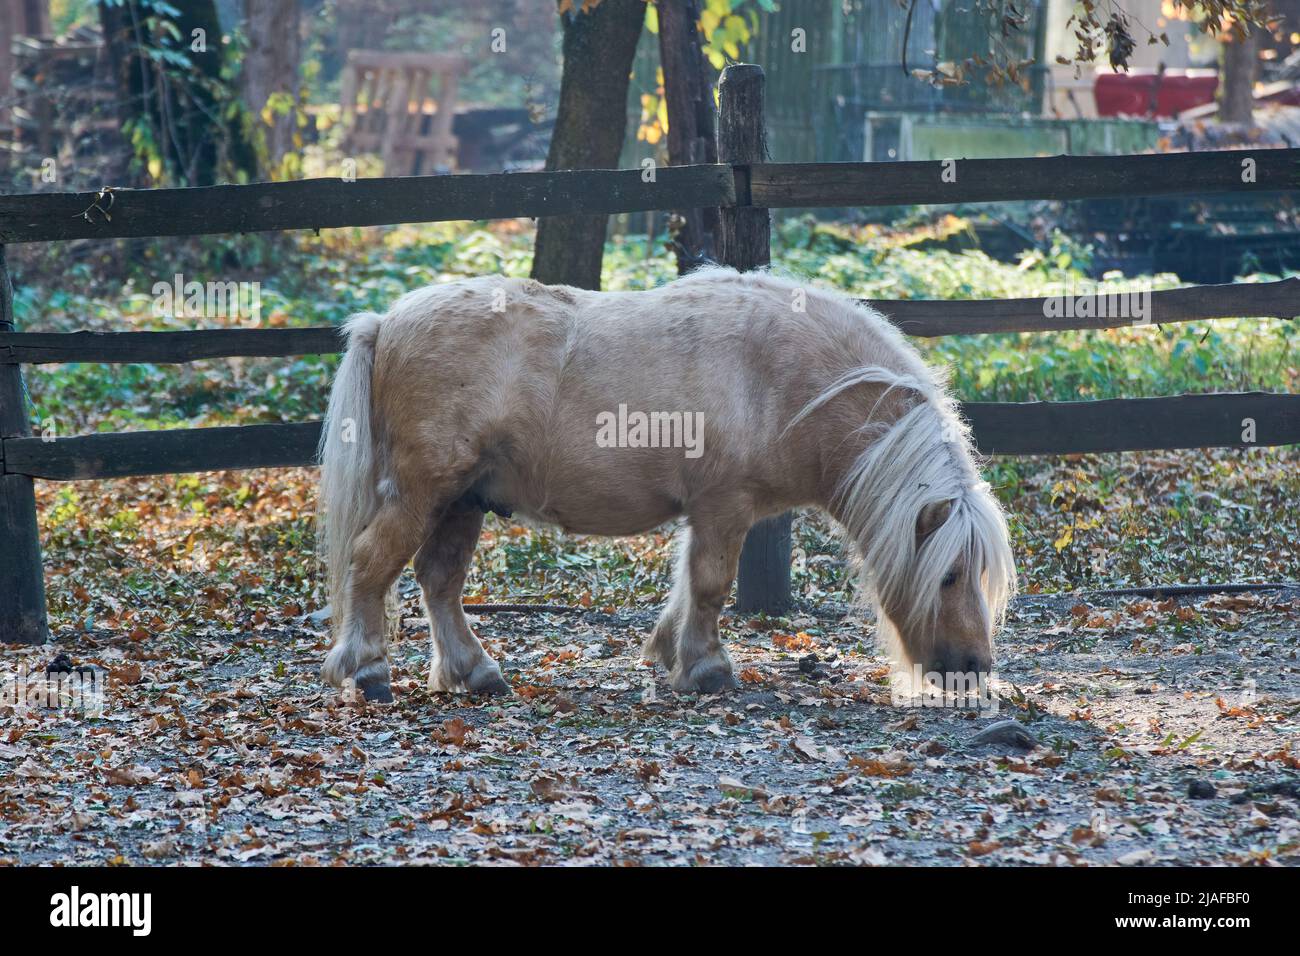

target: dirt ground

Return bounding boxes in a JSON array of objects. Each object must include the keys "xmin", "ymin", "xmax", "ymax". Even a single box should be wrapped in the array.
[{"xmin": 2, "ymin": 584, "xmax": 1297, "ymax": 866}]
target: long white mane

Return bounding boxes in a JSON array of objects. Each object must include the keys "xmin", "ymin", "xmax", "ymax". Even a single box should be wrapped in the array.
[{"xmin": 790, "ymin": 362, "xmax": 1015, "ymax": 657}]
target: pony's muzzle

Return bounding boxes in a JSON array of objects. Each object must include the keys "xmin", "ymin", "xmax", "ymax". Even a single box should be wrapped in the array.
[{"xmin": 930, "ymin": 648, "xmax": 993, "ymax": 679}]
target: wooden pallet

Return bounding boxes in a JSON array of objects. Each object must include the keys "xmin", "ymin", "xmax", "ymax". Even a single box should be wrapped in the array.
[{"xmin": 339, "ymin": 50, "xmax": 468, "ymax": 175}]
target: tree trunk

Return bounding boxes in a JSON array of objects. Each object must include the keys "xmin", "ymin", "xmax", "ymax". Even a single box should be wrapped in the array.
[
  {"xmin": 97, "ymin": 0, "xmax": 150, "ymax": 185},
  {"xmin": 165, "ymin": 0, "xmax": 235, "ymax": 184},
  {"xmin": 0, "ymin": 1, "xmax": 20, "ymax": 143},
  {"xmin": 531, "ymin": 0, "xmax": 645, "ymax": 290},
  {"xmin": 98, "ymin": 0, "xmax": 255, "ymax": 186},
  {"xmin": 241, "ymin": 0, "xmax": 302, "ymax": 169},
  {"xmin": 21, "ymin": 0, "xmax": 50, "ymax": 33},
  {"xmin": 657, "ymin": 0, "xmax": 718, "ymax": 272},
  {"xmin": 1220, "ymin": 27, "xmax": 1259, "ymax": 125}
]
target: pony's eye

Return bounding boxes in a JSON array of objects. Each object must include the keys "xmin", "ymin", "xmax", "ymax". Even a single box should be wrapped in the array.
[{"xmin": 940, "ymin": 570, "xmax": 959, "ymax": 588}]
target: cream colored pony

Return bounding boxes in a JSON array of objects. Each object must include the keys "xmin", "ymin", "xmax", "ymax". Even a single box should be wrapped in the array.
[{"xmin": 317, "ymin": 267, "xmax": 1015, "ymax": 703}]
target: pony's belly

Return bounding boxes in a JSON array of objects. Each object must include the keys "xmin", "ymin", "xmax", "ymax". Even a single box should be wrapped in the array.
[
  {"xmin": 480, "ymin": 472, "xmax": 681, "ymax": 536},
  {"xmin": 541, "ymin": 502, "xmax": 679, "ymax": 536},
  {"xmin": 515, "ymin": 493, "xmax": 680, "ymax": 536}
]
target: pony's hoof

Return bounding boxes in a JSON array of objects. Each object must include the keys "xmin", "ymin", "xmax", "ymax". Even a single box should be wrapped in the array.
[
  {"xmin": 352, "ymin": 660, "xmax": 393, "ymax": 703},
  {"xmin": 672, "ymin": 659, "xmax": 737, "ymax": 695},
  {"xmin": 357, "ymin": 676, "xmax": 394, "ymax": 703},
  {"xmin": 466, "ymin": 662, "xmax": 512, "ymax": 696}
]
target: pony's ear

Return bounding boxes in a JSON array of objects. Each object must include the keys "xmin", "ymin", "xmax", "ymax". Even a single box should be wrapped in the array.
[{"xmin": 915, "ymin": 499, "xmax": 952, "ymax": 544}]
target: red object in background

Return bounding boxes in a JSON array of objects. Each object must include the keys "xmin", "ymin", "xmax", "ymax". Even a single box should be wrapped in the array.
[{"xmin": 1094, "ymin": 71, "xmax": 1219, "ymax": 117}]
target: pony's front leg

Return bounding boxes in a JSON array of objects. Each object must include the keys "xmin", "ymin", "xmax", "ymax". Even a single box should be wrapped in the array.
[
  {"xmin": 415, "ymin": 500, "xmax": 510, "ymax": 696},
  {"xmin": 322, "ymin": 503, "xmax": 426, "ymax": 703},
  {"xmin": 668, "ymin": 514, "xmax": 749, "ymax": 694}
]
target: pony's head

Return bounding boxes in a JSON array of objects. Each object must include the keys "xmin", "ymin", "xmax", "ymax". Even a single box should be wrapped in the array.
[
  {"xmin": 867, "ymin": 478, "xmax": 1014, "ymax": 682},
  {"xmin": 795, "ymin": 366, "xmax": 1016, "ymax": 683}
]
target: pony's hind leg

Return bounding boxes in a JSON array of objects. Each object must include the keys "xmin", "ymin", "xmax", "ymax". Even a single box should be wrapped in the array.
[
  {"xmin": 322, "ymin": 501, "xmax": 427, "ymax": 703},
  {"xmin": 668, "ymin": 512, "xmax": 750, "ymax": 694},
  {"xmin": 415, "ymin": 499, "xmax": 510, "ymax": 696}
]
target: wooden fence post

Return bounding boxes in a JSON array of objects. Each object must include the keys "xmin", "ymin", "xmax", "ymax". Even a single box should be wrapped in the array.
[
  {"xmin": 0, "ymin": 244, "xmax": 49, "ymax": 643},
  {"xmin": 718, "ymin": 64, "xmax": 793, "ymax": 616}
]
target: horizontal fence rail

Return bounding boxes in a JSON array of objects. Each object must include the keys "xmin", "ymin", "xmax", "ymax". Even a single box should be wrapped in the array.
[
  {"xmin": 962, "ymin": 392, "xmax": 1300, "ymax": 456},
  {"xmin": 2, "ymin": 277, "xmax": 1296, "ymax": 364},
  {"xmin": 4, "ymin": 393, "xmax": 1296, "ymax": 481},
  {"xmin": 0, "ymin": 327, "xmax": 344, "ymax": 363},
  {"xmin": 749, "ymin": 149, "xmax": 1300, "ymax": 208},
  {"xmin": 2, "ymin": 149, "xmax": 1297, "ymax": 244},
  {"xmin": 0, "ymin": 165, "xmax": 736, "ymax": 243},
  {"xmin": 2, "ymin": 422, "xmax": 321, "ymax": 480},
  {"xmin": 877, "ymin": 277, "xmax": 1300, "ymax": 337}
]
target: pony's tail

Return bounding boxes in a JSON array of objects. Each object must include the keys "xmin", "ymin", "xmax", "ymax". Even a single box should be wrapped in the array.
[{"xmin": 317, "ymin": 312, "xmax": 385, "ymax": 640}]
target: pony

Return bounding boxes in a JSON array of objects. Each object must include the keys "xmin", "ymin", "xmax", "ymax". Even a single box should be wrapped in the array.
[{"xmin": 317, "ymin": 267, "xmax": 1015, "ymax": 703}]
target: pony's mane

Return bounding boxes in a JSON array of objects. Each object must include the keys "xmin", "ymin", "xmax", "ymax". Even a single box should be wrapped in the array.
[{"xmin": 791, "ymin": 364, "xmax": 1015, "ymax": 658}]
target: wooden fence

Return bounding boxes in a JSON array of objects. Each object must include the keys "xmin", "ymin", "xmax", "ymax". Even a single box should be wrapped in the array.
[{"xmin": 1, "ymin": 63, "xmax": 1298, "ymax": 642}]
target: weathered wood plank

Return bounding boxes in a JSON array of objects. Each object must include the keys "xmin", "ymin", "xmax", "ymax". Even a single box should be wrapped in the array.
[
  {"xmin": 3, "ymin": 151, "xmax": 1295, "ymax": 245},
  {"xmin": 3, "ymin": 421, "xmax": 323, "ymax": 480},
  {"xmin": 0, "ymin": 473, "xmax": 48, "ymax": 641},
  {"xmin": 0, "ymin": 327, "xmax": 344, "ymax": 364},
  {"xmin": 720, "ymin": 64, "xmax": 791, "ymax": 617},
  {"xmin": 0, "ymin": 164, "xmax": 737, "ymax": 243},
  {"xmin": 0, "ymin": 245, "xmax": 48, "ymax": 643},
  {"xmin": 3, "ymin": 393, "xmax": 1295, "ymax": 481},
  {"xmin": 750, "ymin": 149, "xmax": 1300, "ymax": 208},
  {"xmin": 872, "ymin": 277, "xmax": 1300, "ymax": 336},
  {"xmin": 966, "ymin": 392, "xmax": 1300, "ymax": 455}
]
